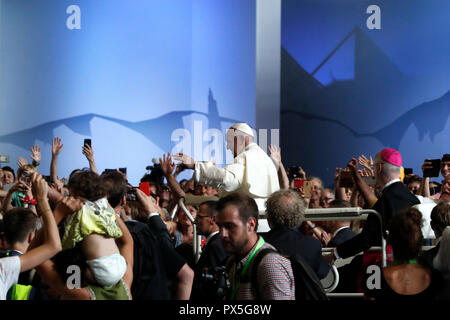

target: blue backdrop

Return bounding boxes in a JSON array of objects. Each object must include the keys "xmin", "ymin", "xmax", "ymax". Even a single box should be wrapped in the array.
[
  {"xmin": 0, "ymin": 0, "xmax": 256, "ymax": 185},
  {"xmin": 281, "ymin": 0, "xmax": 450, "ymax": 186}
]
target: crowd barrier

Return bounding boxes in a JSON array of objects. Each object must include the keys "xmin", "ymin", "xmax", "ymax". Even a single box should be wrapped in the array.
[{"xmin": 177, "ymin": 199, "xmax": 406, "ymax": 298}]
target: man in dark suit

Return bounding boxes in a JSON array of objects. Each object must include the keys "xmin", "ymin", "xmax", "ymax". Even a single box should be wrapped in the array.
[
  {"xmin": 263, "ymin": 189, "xmax": 330, "ymax": 279},
  {"xmin": 329, "ymin": 148, "xmax": 420, "ymax": 262},
  {"xmin": 315, "ymin": 199, "xmax": 357, "ymax": 248},
  {"xmin": 190, "ymin": 200, "xmax": 228, "ymax": 300}
]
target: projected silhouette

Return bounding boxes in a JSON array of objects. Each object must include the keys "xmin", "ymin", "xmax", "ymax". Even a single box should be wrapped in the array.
[
  {"xmin": 0, "ymin": 89, "xmax": 240, "ymax": 152},
  {"xmin": 281, "ymin": 26, "xmax": 450, "ymax": 185}
]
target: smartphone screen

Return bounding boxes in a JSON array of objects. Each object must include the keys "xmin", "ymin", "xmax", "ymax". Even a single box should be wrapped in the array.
[
  {"xmin": 404, "ymin": 168, "xmax": 413, "ymax": 175},
  {"xmin": 84, "ymin": 139, "xmax": 92, "ymax": 147}
]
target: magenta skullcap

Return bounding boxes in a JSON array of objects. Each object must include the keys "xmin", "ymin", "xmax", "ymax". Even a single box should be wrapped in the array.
[{"xmin": 380, "ymin": 148, "xmax": 402, "ymax": 167}]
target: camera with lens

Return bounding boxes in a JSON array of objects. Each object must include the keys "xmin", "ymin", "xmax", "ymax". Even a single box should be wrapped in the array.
[
  {"xmin": 142, "ymin": 163, "xmax": 164, "ymax": 185},
  {"xmin": 201, "ymin": 266, "xmax": 229, "ymax": 299},
  {"xmin": 287, "ymin": 166, "xmax": 303, "ymax": 179}
]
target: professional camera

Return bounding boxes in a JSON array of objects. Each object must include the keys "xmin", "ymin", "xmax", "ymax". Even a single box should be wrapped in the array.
[
  {"xmin": 201, "ymin": 266, "xmax": 229, "ymax": 299},
  {"xmin": 287, "ymin": 166, "xmax": 305, "ymax": 179},
  {"xmin": 141, "ymin": 159, "xmax": 164, "ymax": 185}
]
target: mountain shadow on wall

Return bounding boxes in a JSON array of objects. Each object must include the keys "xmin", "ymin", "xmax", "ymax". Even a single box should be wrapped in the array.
[
  {"xmin": 282, "ymin": 90, "xmax": 450, "ymax": 149},
  {"xmin": 0, "ymin": 90, "xmax": 240, "ymax": 152},
  {"xmin": 280, "ymin": 26, "xmax": 449, "ymax": 135}
]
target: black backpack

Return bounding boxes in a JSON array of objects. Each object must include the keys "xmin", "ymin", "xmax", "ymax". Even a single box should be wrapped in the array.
[
  {"xmin": 125, "ymin": 220, "xmax": 170, "ymax": 300},
  {"xmin": 251, "ymin": 248, "xmax": 329, "ymax": 300}
]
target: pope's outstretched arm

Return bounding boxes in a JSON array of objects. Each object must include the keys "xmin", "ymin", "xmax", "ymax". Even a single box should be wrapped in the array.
[
  {"xmin": 175, "ymin": 153, "xmax": 245, "ymax": 192},
  {"xmin": 194, "ymin": 161, "xmax": 245, "ymax": 192}
]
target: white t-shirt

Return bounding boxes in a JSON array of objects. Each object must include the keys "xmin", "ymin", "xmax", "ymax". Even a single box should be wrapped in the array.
[{"xmin": 0, "ymin": 256, "xmax": 21, "ymax": 300}]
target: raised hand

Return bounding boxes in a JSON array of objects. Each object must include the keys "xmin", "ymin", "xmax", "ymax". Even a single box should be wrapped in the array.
[
  {"xmin": 358, "ymin": 154, "xmax": 373, "ymax": 171},
  {"xmin": 268, "ymin": 144, "xmax": 282, "ymax": 169},
  {"xmin": 55, "ymin": 196, "xmax": 84, "ymax": 217},
  {"xmin": 320, "ymin": 230, "xmax": 332, "ymax": 247},
  {"xmin": 52, "ymin": 137, "xmax": 64, "ymax": 157},
  {"xmin": 135, "ymin": 188, "xmax": 161, "ymax": 215},
  {"xmin": 51, "ymin": 179, "xmax": 65, "ymax": 195},
  {"xmin": 30, "ymin": 145, "xmax": 41, "ymax": 163},
  {"xmin": 17, "ymin": 157, "xmax": 28, "ymax": 168},
  {"xmin": 82, "ymin": 144, "xmax": 94, "ymax": 162},
  {"xmin": 173, "ymin": 153, "xmax": 195, "ymax": 170},
  {"xmin": 10, "ymin": 181, "xmax": 30, "ymax": 194},
  {"xmin": 174, "ymin": 164, "xmax": 185, "ymax": 176},
  {"xmin": 30, "ymin": 172, "xmax": 48, "ymax": 202},
  {"xmin": 159, "ymin": 153, "xmax": 176, "ymax": 176},
  {"xmin": 361, "ymin": 168, "xmax": 374, "ymax": 177}
]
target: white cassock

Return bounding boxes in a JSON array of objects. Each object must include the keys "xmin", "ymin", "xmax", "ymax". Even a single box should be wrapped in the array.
[{"xmin": 193, "ymin": 142, "xmax": 280, "ymax": 219}]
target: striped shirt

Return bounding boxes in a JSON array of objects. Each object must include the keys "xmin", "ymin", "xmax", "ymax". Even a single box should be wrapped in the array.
[{"xmin": 230, "ymin": 237, "xmax": 295, "ymax": 300}]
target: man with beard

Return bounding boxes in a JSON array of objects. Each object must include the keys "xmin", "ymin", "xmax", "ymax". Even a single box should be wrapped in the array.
[{"xmin": 216, "ymin": 193, "xmax": 294, "ymax": 300}]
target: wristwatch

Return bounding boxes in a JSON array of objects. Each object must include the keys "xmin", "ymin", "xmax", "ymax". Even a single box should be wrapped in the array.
[{"xmin": 309, "ymin": 223, "xmax": 317, "ymax": 230}]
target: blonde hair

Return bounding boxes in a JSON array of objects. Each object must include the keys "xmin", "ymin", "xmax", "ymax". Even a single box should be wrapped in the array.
[{"xmin": 17, "ymin": 164, "xmax": 36, "ymax": 178}]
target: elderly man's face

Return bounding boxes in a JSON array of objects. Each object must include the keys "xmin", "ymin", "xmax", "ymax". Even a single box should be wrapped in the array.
[
  {"xmin": 225, "ymin": 129, "xmax": 248, "ymax": 157},
  {"xmin": 225, "ymin": 130, "xmax": 233, "ymax": 151},
  {"xmin": 373, "ymin": 153, "xmax": 384, "ymax": 184}
]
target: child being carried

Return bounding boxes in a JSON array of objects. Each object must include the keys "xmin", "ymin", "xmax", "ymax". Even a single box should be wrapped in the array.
[{"xmin": 62, "ymin": 170, "xmax": 126, "ymax": 288}]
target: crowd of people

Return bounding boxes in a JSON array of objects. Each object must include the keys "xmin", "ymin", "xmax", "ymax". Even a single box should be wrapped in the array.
[{"xmin": 0, "ymin": 122, "xmax": 449, "ymax": 301}]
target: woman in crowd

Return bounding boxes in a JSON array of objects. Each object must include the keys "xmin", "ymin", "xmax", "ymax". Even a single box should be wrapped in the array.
[{"xmin": 365, "ymin": 207, "xmax": 443, "ymax": 299}]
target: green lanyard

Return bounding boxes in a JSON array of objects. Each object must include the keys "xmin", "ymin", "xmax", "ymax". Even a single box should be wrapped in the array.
[{"xmin": 231, "ymin": 236, "xmax": 265, "ymax": 300}]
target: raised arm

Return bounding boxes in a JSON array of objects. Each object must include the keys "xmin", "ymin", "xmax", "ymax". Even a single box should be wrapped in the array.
[
  {"xmin": 1, "ymin": 181, "xmax": 29, "ymax": 213},
  {"xmin": 334, "ymin": 168, "xmax": 347, "ymax": 200},
  {"xmin": 268, "ymin": 144, "xmax": 289, "ymax": 189},
  {"xmin": 50, "ymin": 137, "xmax": 64, "ymax": 185},
  {"xmin": 420, "ymin": 159, "xmax": 431, "ymax": 197},
  {"xmin": 19, "ymin": 173, "xmax": 62, "ymax": 272},
  {"xmin": 173, "ymin": 263, "xmax": 194, "ymax": 300},
  {"xmin": 160, "ymin": 153, "xmax": 185, "ymax": 200},
  {"xmin": 115, "ymin": 212, "xmax": 134, "ymax": 290},
  {"xmin": 30, "ymin": 145, "xmax": 41, "ymax": 168},
  {"xmin": 82, "ymin": 143, "xmax": 98, "ymax": 175},
  {"xmin": 348, "ymin": 158, "xmax": 377, "ymax": 207}
]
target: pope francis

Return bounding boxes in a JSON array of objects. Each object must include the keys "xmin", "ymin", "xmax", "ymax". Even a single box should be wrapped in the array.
[{"xmin": 175, "ymin": 122, "xmax": 280, "ymax": 231}]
